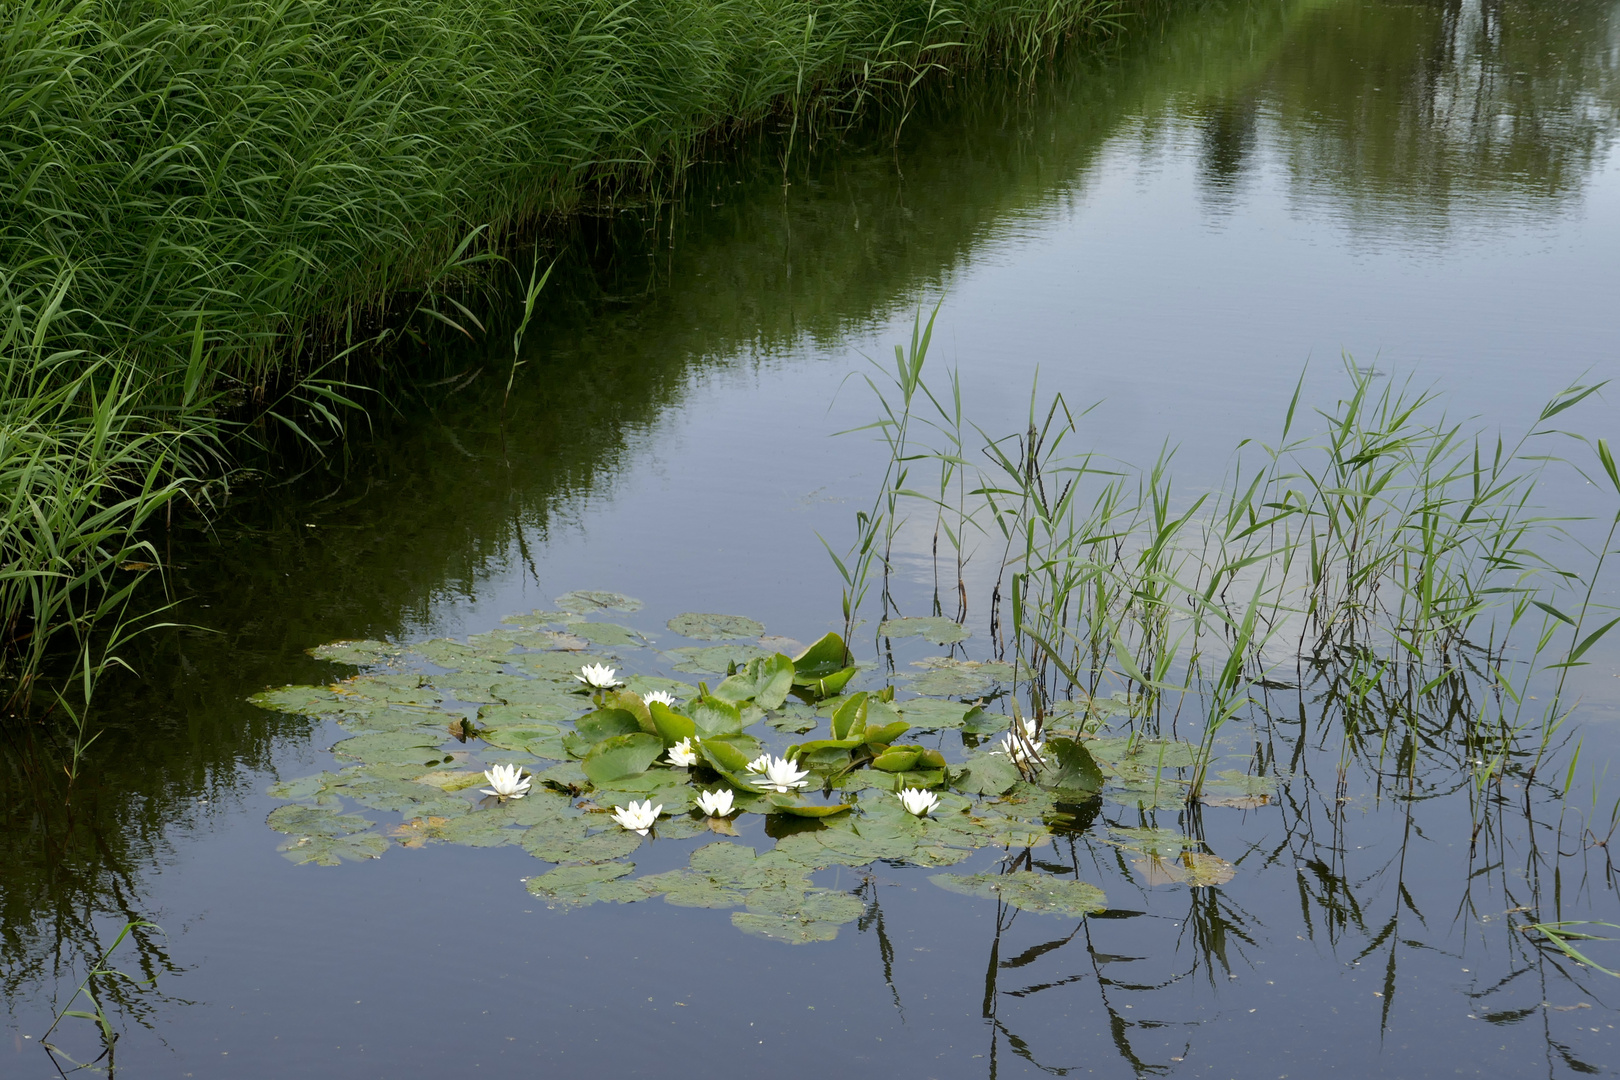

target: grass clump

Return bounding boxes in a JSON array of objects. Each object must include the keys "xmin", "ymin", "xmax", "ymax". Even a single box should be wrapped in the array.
[{"xmin": 0, "ymin": 0, "xmax": 1121, "ymax": 697}]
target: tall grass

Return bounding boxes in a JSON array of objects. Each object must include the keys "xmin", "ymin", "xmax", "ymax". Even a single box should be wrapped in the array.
[{"xmin": 843, "ymin": 338, "xmax": 1616, "ymax": 809}]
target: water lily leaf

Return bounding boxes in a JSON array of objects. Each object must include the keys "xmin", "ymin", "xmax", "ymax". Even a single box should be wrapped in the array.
[
  {"xmin": 961, "ymin": 707, "xmax": 1009, "ymax": 735},
  {"xmin": 879, "ymin": 616, "xmax": 969, "ymax": 645},
  {"xmin": 930, "ymin": 872, "xmax": 1106, "ymax": 918},
  {"xmin": 267, "ymin": 773, "xmax": 334, "ymax": 804},
  {"xmin": 267, "ymin": 804, "xmax": 372, "ymax": 837},
  {"xmin": 830, "ymin": 692, "xmax": 868, "ymax": 741},
  {"xmin": 280, "ymin": 832, "xmax": 390, "ymax": 866},
  {"xmin": 802, "ymin": 666, "xmax": 857, "ymax": 698},
  {"xmin": 501, "ymin": 609, "xmax": 585, "ymax": 627},
  {"xmin": 1110, "ymin": 826, "xmax": 1196, "ymax": 858},
  {"xmin": 414, "ymin": 769, "xmax": 489, "ymax": 792},
  {"xmin": 1087, "ymin": 737, "xmax": 1198, "ymax": 770},
  {"xmin": 341, "ymin": 674, "xmax": 444, "ymax": 705},
  {"xmin": 576, "ymin": 708, "xmax": 643, "ymax": 744},
  {"xmin": 667, "ymin": 613, "xmax": 766, "ymax": 640},
  {"xmin": 870, "ymin": 746, "xmax": 924, "ymax": 772},
  {"xmin": 1180, "ymin": 851, "xmax": 1236, "ymax": 887},
  {"xmin": 690, "ymin": 694, "xmax": 743, "ymax": 736},
  {"xmin": 957, "ymin": 753, "xmax": 1023, "ymax": 796},
  {"xmin": 331, "ymin": 731, "xmax": 448, "ymax": 766},
  {"xmin": 598, "ymin": 690, "xmax": 654, "ymax": 734},
  {"xmin": 536, "ymin": 761, "xmax": 589, "ymax": 792},
  {"xmin": 335, "ymin": 706, "xmax": 451, "ymax": 734},
  {"xmin": 572, "ymin": 622, "xmax": 648, "ymax": 648},
  {"xmin": 622, "ymin": 675, "xmax": 691, "ymax": 701},
  {"xmin": 490, "ymin": 679, "xmax": 580, "ymax": 707},
  {"xmin": 581, "ymin": 732, "xmax": 664, "ymax": 786},
  {"xmin": 525, "ymin": 861, "xmax": 644, "ymax": 907},
  {"xmin": 521, "ymin": 651, "xmax": 612, "ymax": 681},
  {"xmin": 766, "ymin": 704, "xmax": 820, "ymax": 734},
  {"xmin": 433, "ymin": 813, "xmax": 523, "ymax": 848},
  {"xmin": 766, "ymin": 796, "xmax": 853, "ymax": 818},
  {"xmin": 1044, "ymin": 737, "xmax": 1104, "ymax": 794},
  {"xmin": 698, "ymin": 734, "xmax": 761, "ymax": 773},
  {"xmin": 905, "ymin": 668, "xmax": 992, "ymax": 697},
  {"xmin": 429, "ymin": 672, "xmax": 504, "ymax": 703},
  {"xmin": 522, "ymin": 813, "xmax": 642, "ymax": 863},
  {"xmin": 649, "ymin": 701, "xmax": 697, "ymax": 745},
  {"xmin": 639, "ymin": 870, "xmax": 747, "ymax": 909},
  {"xmin": 863, "ymin": 720, "xmax": 912, "ymax": 748},
  {"xmin": 897, "ymin": 699, "xmax": 972, "ymax": 729},
  {"xmin": 1199, "ymin": 793, "xmax": 1269, "ymax": 809},
  {"xmin": 1208, "ymin": 770, "xmax": 1278, "ymax": 797},
  {"xmin": 792, "ymin": 632, "xmax": 849, "ymax": 682},
  {"xmin": 753, "ymin": 654, "xmax": 796, "ymax": 710},
  {"xmin": 555, "ymin": 590, "xmax": 643, "ymax": 614},
  {"xmin": 310, "ymin": 639, "xmax": 398, "ymax": 665},
  {"xmin": 479, "ymin": 724, "xmax": 563, "ymax": 755},
  {"xmin": 249, "ymin": 685, "xmax": 358, "ymax": 716},
  {"xmin": 413, "ymin": 639, "xmax": 508, "ymax": 672},
  {"xmin": 669, "ymin": 644, "xmax": 770, "ymax": 673},
  {"xmin": 730, "ymin": 911, "xmax": 842, "ymax": 944}
]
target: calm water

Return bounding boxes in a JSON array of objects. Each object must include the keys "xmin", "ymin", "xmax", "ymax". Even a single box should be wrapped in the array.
[{"xmin": 6, "ymin": 0, "xmax": 1620, "ymax": 1076}]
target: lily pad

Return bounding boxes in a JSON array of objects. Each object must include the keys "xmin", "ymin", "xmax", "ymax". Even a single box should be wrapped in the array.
[
  {"xmin": 279, "ymin": 831, "xmax": 391, "ymax": 866},
  {"xmin": 669, "ymin": 644, "xmax": 770, "ymax": 673},
  {"xmin": 581, "ymin": 733, "xmax": 664, "ymax": 786},
  {"xmin": 905, "ymin": 668, "xmax": 993, "ymax": 697},
  {"xmin": 730, "ymin": 911, "xmax": 843, "ymax": 944},
  {"xmin": 555, "ymin": 590, "xmax": 643, "ymax": 615},
  {"xmin": 879, "ymin": 616, "xmax": 969, "ymax": 645},
  {"xmin": 667, "ymin": 613, "xmax": 767, "ymax": 640},
  {"xmin": 572, "ymin": 622, "xmax": 648, "ymax": 648},
  {"xmin": 310, "ymin": 639, "xmax": 398, "ymax": 665},
  {"xmin": 331, "ymin": 731, "xmax": 449, "ymax": 766},
  {"xmin": 930, "ymin": 871, "xmax": 1106, "ymax": 918},
  {"xmin": 525, "ymin": 861, "xmax": 646, "ymax": 907},
  {"xmin": 896, "ymin": 698, "xmax": 973, "ymax": 729}
]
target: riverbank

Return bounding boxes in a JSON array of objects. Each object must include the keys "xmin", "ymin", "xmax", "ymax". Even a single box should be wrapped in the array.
[{"xmin": 0, "ymin": 0, "xmax": 1121, "ymax": 699}]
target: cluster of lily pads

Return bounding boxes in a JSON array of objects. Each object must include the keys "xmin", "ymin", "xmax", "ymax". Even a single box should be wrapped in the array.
[{"xmin": 256, "ymin": 592, "xmax": 1259, "ymax": 944}]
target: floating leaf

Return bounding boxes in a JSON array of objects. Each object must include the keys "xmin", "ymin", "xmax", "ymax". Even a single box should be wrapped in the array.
[
  {"xmin": 572, "ymin": 622, "xmax": 648, "ymax": 648},
  {"xmin": 249, "ymin": 685, "xmax": 357, "ymax": 716},
  {"xmin": 930, "ymin": 872, "xmax": 1106, "ymax": 917},
  {"xmin": 957, "ymin": 753, "xmax": 1022, "ymax": 796},
  {"xmin": 501, "ymin": 609, "xmax": 585, "ymax": 627},
  {"xmin": 555, "ymin": 591, "xmax": 643, "ymax": 614},
  {"xmin": 667, "ymin": 613, "xmax": 766, "ymax": 640},
  {"xmin": 905, "ymin": 668, "xmax": 993, "ymax": 697},
  {"xmin": 879, "ymin": 616, "xmax": 969, "ymax": 645},
  {"xmin": 525, "ymin": 862, "xmax": 646, "ymax": 907},
  {"xmin": 331, "ymin": 731, "xmax": 448, "ymax": 766},
  {"xmin": 897, "ymin": 699, "xmax": 972, "ymax": 729},
  {"xmin": 766, "ymin": 704, "xmax": 820, "ymax": 734},
  {"xmin": 581, "ymin": 733, "xmax": 664, "ymax": 786},
  {"xmin": 310, "ymin": 639, "xmax": 398, "ymax": 665},
  {"xmin": 1044, "ymin": 737, "xmax": 1104, "ymax": 794},
  {"xmin": 649, "ymin": 701, "xmax": 698, "ymax": 745},
  {"xmin": 766, "ymin": 796, "xmax": 853, "ymax": 818},
  {"xmin": 280, "ymin": 832, "xmax": 390, "ymax": 866},
  {"xmin": 669, "ymin": 644, "xmax": 770, "ymax": 673},
  {"xmin": 729, "ymin": 912, "xmax": 842, "ymax": 944},
  {"xmin": 690, "ymin": 694, "xmax": 744, "ymax": 736},
  {"xmin": 792, "ymin": 632, "xmax": 849, "ymax": 682}
]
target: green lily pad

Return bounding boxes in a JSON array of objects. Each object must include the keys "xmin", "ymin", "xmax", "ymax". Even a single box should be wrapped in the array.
[
  {"xmin": 280, "ymin": 831, "xmax": 391, "ymax": 866},
  {"xmin": 930, "ymin": 871, "xmax": 1106, "ymax": 917},
  {"xmin": 766, "ymin": 704, "xmax": 820, "ymax": 734},
  {"xmin": 339, "ymin": 674, "xmax": 444, "ymax": 706},
  {"xmin": 669, "ymin": 644, "xmax": 770, "ymax": 673},
  {"xmin": 667, "ymin": 613, "xmax": 766, "ymax": 640},
  {"xmin": 331, "ymin": 731, "xmax": 449, "ymax": 766},
  {"xmin": 957, "ymin": 753, "xmax": 1023, "ymax": 796},
  {"xmin": 501, "ymin": 609, "xmax": 586, "ymax": 627},
  {"xmin": 879, "ymin": 616, "xmax": 970, "ymax": 645},
  {"xmin": 249, "ymin": 685, "xmax": 359, "ymax": 717},
  {"xmin": 572, "ymin": 622, "xmax": 648, "ymax": 648},
  {"xmin": 896, "ymin": 698, "xmax": 973, "ymax": 729},
  {"xmin": 581, "ymin": 733, "xmax": 664, "ymax": 786},
  {"xmin": 525, "ymin": 861, "xmax": 646, "ymax": 907},
  {"xmin": 640, "ymin": 870, "xmax": 748, "ymax": 909},
  {"xmin": 555, "ymin": 590, "xmax": 643, "ymax": 614},
  {"xmin": 309, "ymin": 639, "xmax": 398, "ymax": 665},
  {"xmin": 729, "ymin": 911, "xmax": 843, "ymax": 944},
  {"xmin": 905, "ymin": 668, "xmax": 993, "ymax": 697},
  {"xmin": 1087, "ymin": 737, "xmax": 1198, "ymax": 770}
]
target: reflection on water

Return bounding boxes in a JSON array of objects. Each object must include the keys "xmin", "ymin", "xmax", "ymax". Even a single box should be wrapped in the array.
[{"xmin": 4, "ymin": 0, "xmax": 1620, "ymax": 1075}]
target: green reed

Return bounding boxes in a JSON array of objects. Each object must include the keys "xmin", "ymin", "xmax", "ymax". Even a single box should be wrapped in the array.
[{"xmin": 842, "ymin": 340, "xmax": 1615, "ymax": 808}]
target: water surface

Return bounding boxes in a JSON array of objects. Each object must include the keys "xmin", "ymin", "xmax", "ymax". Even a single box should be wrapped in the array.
[{"xmin": 6, "ymin": 1, "xmax": 1620, "ymax": 1076}]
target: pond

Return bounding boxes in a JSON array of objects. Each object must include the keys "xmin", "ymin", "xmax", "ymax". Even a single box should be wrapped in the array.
[{"xmin": 6, "ymin": 0, "xmax": 1620, "ymax": 1076}]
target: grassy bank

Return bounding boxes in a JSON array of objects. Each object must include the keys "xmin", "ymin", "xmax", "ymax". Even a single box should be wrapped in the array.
[{"xmin": 0, "ymin": 0, "xmax": 1121, "ymax": 700}]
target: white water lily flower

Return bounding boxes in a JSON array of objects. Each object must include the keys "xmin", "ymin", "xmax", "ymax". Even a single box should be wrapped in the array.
[
  {"xmin": 756, "ymin": 754, "xmax": 810, "ymax": 794},
  {"xmin": 897, "ymin": 787, "xmax": 940, "ymax": 817},
  {"xmin": 994, "ymin": 718, "xmax": 1046, "ymax": 767},
  {"xmin": 666, "ymin": 737, "xmax": 698, "ymax": 768},
  {"xmin": 480, "ymin": 763, "xmax": 531, "ymax": 800},
  {"xmin": 744, "ymin": 753, "xmax": 772, "ymax": 775},
  {"xmin": 575, "ymin": 663, "xmax": 622, "ymax": 689},
  {"xmin": 611, "ymin": 799, "xmax": 661, "ymax": 835},
  {"xmin": 642, "ymin": 690, "xmax": 679, "ymax": 708},
  {"xmin": 696, "ymin": 789, "xmax": 736, "ymax": 817}
]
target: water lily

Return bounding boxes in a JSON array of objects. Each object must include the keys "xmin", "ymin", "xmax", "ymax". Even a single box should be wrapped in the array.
[
  {"xmin": 755, "ymin": 754, "xmax": 810, "ymax": 793},
  {"xmin": 744, "ymin": 753, "xmax": 772, "ymax": 775},
  {"xmin": 897, "ymin": 787, "xmax": 940, "ymax": 817},
  {"xmin": 575, "ymin": 663, "xmax": 622, "ymax": 689},
  {"xmin": 642, "ymin": 690, "xmax": 679, "ymax": 708},
  {"xmin": 994, "ymin": 718, "xmax": 1046, "ymax": 767},
  {"xmin": 480, "ymin": 763, "xmax": 531, "ymax": 800},
  {"xmin": 696, "ymin": 788, "xmax": 736, "ymax": 817},
  {"xmin": 611, "ymin": 799, "xmax": 661, "ymax": 835},
  {"xmin": 666, "ymin": 737, "xmax": 698, "ymax": 767}
]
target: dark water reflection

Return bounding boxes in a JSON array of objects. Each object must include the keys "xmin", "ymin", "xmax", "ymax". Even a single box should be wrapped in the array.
[{"xmin": 5, "ymin": 0, "xmax": 1620, "ymax": 1075}]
